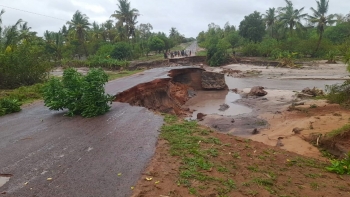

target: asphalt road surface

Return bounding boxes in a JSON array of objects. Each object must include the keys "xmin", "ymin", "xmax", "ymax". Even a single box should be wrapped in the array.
[
  {"xmin": 185, "ymin": 41, "xmax": 198, "ymax": 56},
  {"xmin": 0, "ymin": 67, "xmax": 193, "ymax": 197}
]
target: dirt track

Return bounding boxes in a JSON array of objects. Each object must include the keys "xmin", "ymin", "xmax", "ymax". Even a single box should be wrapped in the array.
[{"xmin": 0, "ymin": 67, "xmax": 197, "ymax": 197}]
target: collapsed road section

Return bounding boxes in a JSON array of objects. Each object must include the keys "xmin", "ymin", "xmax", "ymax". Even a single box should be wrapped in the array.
[{"xmin": 113, "ymin": 67, "xmax": 228, "ymax": 115}]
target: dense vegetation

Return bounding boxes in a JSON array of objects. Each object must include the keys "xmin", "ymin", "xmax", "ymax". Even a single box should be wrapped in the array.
[
  {"xmin": 197, "ymin": 0, "xmax": 350, "ymax": 67},
  {"xmin": 0, "ymin": 0, "xmax": 193, "ymax": 89}
]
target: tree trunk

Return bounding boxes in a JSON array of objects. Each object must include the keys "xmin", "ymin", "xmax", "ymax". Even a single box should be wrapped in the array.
[{"xmin": 315, "ymin": 31, "xmax": 323, "ymax": 54}]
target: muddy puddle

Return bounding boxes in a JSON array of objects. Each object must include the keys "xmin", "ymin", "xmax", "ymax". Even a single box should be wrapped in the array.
[{"xmin": 184, "ymin": 91, "xmax": 252, "ymax": 119}]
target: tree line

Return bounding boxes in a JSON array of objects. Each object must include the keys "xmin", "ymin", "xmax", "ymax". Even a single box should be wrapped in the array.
[
  {"xmin": 0, "ymin": 0, "xmax": 193, "ymax": 89},
  {"xmin": 197, "ymin": 0, "xmax": 350, "ymax": 66}
]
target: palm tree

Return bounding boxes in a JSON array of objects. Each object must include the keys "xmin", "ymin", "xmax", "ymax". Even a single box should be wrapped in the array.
[
  {"xmin": 309, "ymin": 0, "xmax": 336, "ymax": 53},
  {"xmin": 102, "ymin": 20, "xmax": 116, "ymax": 42},
  {"xmin": 0, "ymin": 9, "xmax": 5, "ymax": 47},
  {"xmin": 264, "ymin": 8, "xmax": 277, "ymax": 38},
  {"xmin": 2, "ymin": 19, "xmax": 23, "ymax": 49},
  {"xmin": 111, "ymin": 0, "xmax": 139, "ymax": 41},
  {"xmin": 66, "ymin": 10, "xmax": 91, "ymax": 56},
  {"xmin": 278, "ymin": 0, "xmax": 308, "ymax": 35}
]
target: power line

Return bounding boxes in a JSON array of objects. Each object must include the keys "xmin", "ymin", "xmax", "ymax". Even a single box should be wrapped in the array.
[{"xmin": 0, "ymin": 4, "xmax": 67, "ymax": 22}]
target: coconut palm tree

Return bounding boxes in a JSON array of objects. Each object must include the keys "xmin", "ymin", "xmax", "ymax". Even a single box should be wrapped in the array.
[
  {"xmin": 264, "ymin": 8, "xmax": 277, "ymax": 38},
  {"xmin": 309, "ymin": 0, "xmax": 336, "ymax": 53},
  {"xmin": 111, "ymin": 0, "xmax": 139, "ymax": 41},
  {"xmin": 66, "ymin": 10, "xmax": 91, "ymax": 56},
  {"xmin": 278, "ymin": 0, "xmax": 308, "ymax": 35}
]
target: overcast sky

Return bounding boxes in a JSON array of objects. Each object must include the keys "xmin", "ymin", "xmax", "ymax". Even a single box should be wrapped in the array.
[{"xmin": 1, "ymin": 0, "xmax": 349, "ymax": 38}]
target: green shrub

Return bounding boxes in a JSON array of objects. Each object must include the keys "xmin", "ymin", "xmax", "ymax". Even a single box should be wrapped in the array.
[
  {"xmin": 87, "ymin": 54, "xmax": 129, "ymax": 69},
  {"xmin": 326, "ymin": 80, "xmax": 350, "ymax": 106},
  {"xmin": 258, "ymin": 38, "xmax": 278, "ymax": 57},
  {"xmin": 240, "ymin": 42, "xmax": 261, "ymax": 56},
  {"xmin": 326, "ymin": 50, "xmax": 339, "ymax": 63},
  {"xmin": 42, "ymin": 68, "xmax": 114, "ymax": 117},
  {"xmin": 0, "ymin": 43, "xmax": 51, "ymax": 89},
  {"xmin": 0, "ymin": 98, "xmax": 21, "ymax": 116},
  {"xmin": 326, "ymin": 153, "xmax": 350, "ymax": 175},
  {"xmin": 111, "ymin": 42, "xmax": 133, "ymax": 60},
  {"xmin": 206, "ymin": 39, "xmax": 230, "ymax": 67}
]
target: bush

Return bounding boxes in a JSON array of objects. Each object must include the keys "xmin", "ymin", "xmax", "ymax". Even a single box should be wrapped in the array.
[
  {"xmin": 326, "ymin": 153, "xmax": 350, "ymax": 175},
  {"xmin": 258, "ymin": 38, "xmax": 278, "ymax": 57},
  {"xmin": 111, "ymin": 42, "xmax": 133, "ymax": 60},
  {"xmin": 240, "ymin": 42, "xmax": 261, "ymax": 56},
  {"xmin": 87, "ymin": 54, "xmax": 129, "ymax": 69},
  {"xmin": 206, "ymin": 39, "xmax": 230, "ymax": 67},
  {"xmin": 0, "ymin": 43, "xmax": 50, "ymax": 89},
  {"xmin": 42, "ymin": 68, "xmax": 114, "ymax": 117},
  {"xmin": 326, "ymin": 80, "xmax": 350, "ymax": 107},
  {"xmin": 0, "ymin": 98, "xmax": 21, "ymax": 116}
]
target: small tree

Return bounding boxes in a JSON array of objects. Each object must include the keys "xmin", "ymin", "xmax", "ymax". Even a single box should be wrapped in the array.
[
  {"xmin": 42, "ymin": 68, "xmax": 114, "ymax": 117},
  {"xmin": 110, "ymin": 42, "xmax": 133, "ymax": 60},
  {"xmin": 148, "ymin": 36, "xmax": 165, "ymax": 53}
]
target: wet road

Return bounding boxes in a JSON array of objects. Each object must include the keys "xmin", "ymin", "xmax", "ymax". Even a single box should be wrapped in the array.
[
  {"xmin": 185, "ymin": 41, "xmax": 198, "ymax": 56},
  {"xmin": 0, "ymin": 67, "xmax": 193, "ymax": 197}
]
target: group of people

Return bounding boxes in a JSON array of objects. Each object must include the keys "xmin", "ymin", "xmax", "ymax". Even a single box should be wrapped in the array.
[{"xmin": 164, "ymin": 49, "xmax": 193, "ymax": 59}]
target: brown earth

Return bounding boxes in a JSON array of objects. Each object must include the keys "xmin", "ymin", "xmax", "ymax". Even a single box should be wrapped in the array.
[
  {"xmin": 132, "ymin": 127, "xmax": 350, "ymax": 197},
  {"xmin": 114, "ymin": 68, "xmax": 204, "ymax": 115},
  {"xmin": 129, "ymin": 61, "xmax": 350, "ymax": 197}
]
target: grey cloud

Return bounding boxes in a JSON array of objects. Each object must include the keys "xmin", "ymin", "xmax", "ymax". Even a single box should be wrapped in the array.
[{"xmin": 1, "ymin": 0, "xmax": 349, "ymax": 38}]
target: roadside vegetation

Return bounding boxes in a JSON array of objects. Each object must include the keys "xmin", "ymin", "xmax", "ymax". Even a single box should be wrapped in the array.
[
  {"xmin": 0, "ymin": 0, "xmax": 194, "ymax": 116},
  {"xmin": 197, "ymin": 0, "xmax": 350, "ymax": 67}
]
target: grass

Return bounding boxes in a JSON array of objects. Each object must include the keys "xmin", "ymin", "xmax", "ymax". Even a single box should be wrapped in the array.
[
  {"xmin": 326, "ymin": 123, "xmax": 350, "ymax": 137},
  {"xmin": 161, "ymin": 115, "xmax": 237, "ymax": 195},
  {"xmin": 0, "ymin": 83, "xmax": 44, "ymax": 105},
  {"xmin": 196, "ymin": 50, "xmax": 207, "ymax": 56},
  {"xmin": 153, "ymin": 115, "xmax": 350, "ymax": 196},
  {"xmin": 106, "ymin": 69, "xmax": 144, "ymax": 81}
]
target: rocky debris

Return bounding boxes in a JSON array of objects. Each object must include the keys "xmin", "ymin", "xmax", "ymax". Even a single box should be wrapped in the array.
[
  {"xmin": 292, "ymin": 127, "xmax": 304, "ymax": 134},
  {"xmin": 276, "ymin": 137, "xmax": 284, "ymax": 147},
  {"xmin": 249, "ymin": 86, "xmax": 267, "ymax": 96},
  {"xmin": 231, "ymin": 119, "xmax": 235, "ymax": 123},
  {"xmin": 197, "ymin": 113, "xmax": 206, "ymax": 121},
  {"xmin": 293, "ymin": 102, "xmax": 305, "ymax": 106},
  {"xmin": 220, "ymin": 69, "xmax": 262, "ymax": 78},
  {"xmin": 301, "ymin": 87, "xmax": 324, "ymax": 97},
  {"xmin": 201, "ymin": 71, "xmax": 227, "ymax": 90},
  {"xmin": 219, "ymin": 104, "xmax": 230, "ymax": 111},
  {"xmin": 231, "ymin": 88, "xmax": 238, "ymax": 93},
  {"xmin": 220, "ymin": 69, "xmax": 242, "ymax": 77},
  {"xmin": 252, "ymin": 128, "xmax": 259, "ymax": 135},
  {"xmin": 188, "ymin": 89, "xmax": 196, "ymax": 98}
]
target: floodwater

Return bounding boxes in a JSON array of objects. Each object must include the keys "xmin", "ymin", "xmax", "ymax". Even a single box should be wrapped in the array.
[
  {"xmin": 186, "ymin": 75, "xmax": 344, "ymax": 120},
  {"xmin": 185, "ymin": 91, "xmax": 252, "ymax": 119},
  {"xmin": 0, "ymin": 176, "xmax": 10, "ymax": 188},
  {"xmin": 225, "ymin": 76, "xmax": 344, "ymax": 91}
]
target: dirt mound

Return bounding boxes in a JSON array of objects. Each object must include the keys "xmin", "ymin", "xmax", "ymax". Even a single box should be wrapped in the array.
[{"xmin": 306, "ymin": 130, "xmax": 350, "ymax": 158}]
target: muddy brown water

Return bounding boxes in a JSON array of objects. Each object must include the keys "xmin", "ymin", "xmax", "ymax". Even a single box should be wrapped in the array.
[
  {"xmin": 185, "ymin": 91, "xmax": 252, "ymax": 119},
  {"xmin": 225, "ymin": 76, "xmax": 345, "ymax": 91},
  {"xmin": 185, "ymin": 76, "xmax": 345, "ymax": 120}
]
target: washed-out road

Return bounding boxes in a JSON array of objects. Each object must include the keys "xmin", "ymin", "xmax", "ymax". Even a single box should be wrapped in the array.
[{"xmin": 0, "ymin": 67, "xmax": 193, "ymax": 197}]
